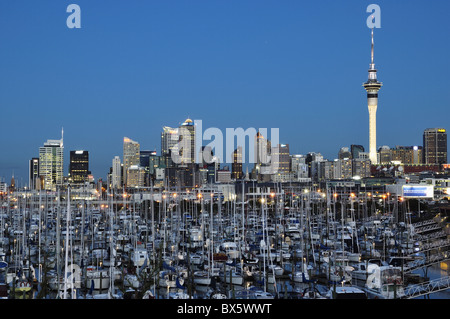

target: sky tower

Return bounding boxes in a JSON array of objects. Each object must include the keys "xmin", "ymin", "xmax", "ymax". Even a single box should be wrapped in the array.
[{"xmin": 363, "ymin": 28, "xmax": 382, "ymax": 165}]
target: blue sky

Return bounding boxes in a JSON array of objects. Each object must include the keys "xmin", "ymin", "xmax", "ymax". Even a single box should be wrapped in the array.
[{"xmin": 0, "ymin": 0, "xmax": 449, "ymax": 185}]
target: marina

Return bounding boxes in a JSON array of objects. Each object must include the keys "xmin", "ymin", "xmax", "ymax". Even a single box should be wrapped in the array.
[{"xmin": 1, "ymin": 181, "xmax": 449, "ymax": 300}]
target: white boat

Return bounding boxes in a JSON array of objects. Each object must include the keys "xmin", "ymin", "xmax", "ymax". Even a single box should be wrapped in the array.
[
  {"xmin": 326, "ymin": 286, "xmax": 367, "ymax": 299},
  {"xmin": 289, "ymin": 263, "xmax": 310, "ymax": 283},
  {"xmin": 158, "ymin": 271, "xmax": 177, "ymax": 288},
  {"xmin": 221, "ymin": 269, "xmax": 244, "ymax": 286},
  {"xmin": 169, "ymin": 291, "xmax": 190, "ymax": 299},
  {"xmin": 290, "ymin": 271, "xmax": 310, "ymax": 283},
  {"xmin": 320, "ymin": 263, "xmax": 353, "ymax": 283},
  {"xmin": 132, "ymin": 248, "xmax": 149, "ymax": 267},
  {"xmin": 124, "ymin": 274, "xmax": 140, "ymax": 289},
  {"xmin": 268, "ymin": 264, "xmax": 284, "ymax": 277},
  {"xmin": 193, "ymin": 270, "xmax": 211, "ymax": 286},
  {"xmin": 189, "ymin": 253, "xmax": 203, "ymax": 265},
  {"xmin": 355, "ymin": 265, "xmax": 405, "ymax": 299},
  {"xmin": 253, "ymin": 290, "xmax": 275, "ymax": 299},
  {"xmin": 86, "ymin": 266, "xmax": 110, "ymax": 290},
  {"xmin": 219, "ymin": 242, "xmax": 240, "ymax": 260}
]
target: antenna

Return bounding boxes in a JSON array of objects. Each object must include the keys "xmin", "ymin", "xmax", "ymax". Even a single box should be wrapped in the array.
[{"xmin": 371, "ymin": 27, "xmax": 374, "ymax": 65}]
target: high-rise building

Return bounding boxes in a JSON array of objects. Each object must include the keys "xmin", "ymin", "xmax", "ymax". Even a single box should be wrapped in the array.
[
  {"xmin": 126, "ymin": 165, "xmax": 146, "ymax": 188},
  {"xmin": 272, "ymin": 144, "xmax": 290, "ymax": 173},
  {"xmin": 333, "ymin": 158, "xmax": 353, "ymax": 179},
  {"xmin": 318, "ymin": 160, "xmax": 335, "ymax": 181},
  {"xmin": 29, "ymin": 158, "xmax": 39, "ymax": 190},
  {"xmin": 306, "ymin": 152, "xmax": 323, "ymax": 180},
  {"xmin": 338, "ymin": 147, "xmax": 352, "ymax": 160},
  {"xmin": 123, "ymin": 137, "xmax": 140, "ymax": 187},
  {"xmin": 423, "ymin": 128, "xmax": 447, "ymax": 165},
  {"xmin": 351, "ymin": 145, "xmax": 365, "ymax": 160},
  {"xmin": 112, "ymin": 156, "xmax": 122, "ymax": 189},
  {"xmin": 178, "ymin": 118, "xmax": 196, "ymax": 165},
  {"xmin": 363, "ymin": 29, "xmax": 382, "ymax": 165},
  {"xmin": 378, "ymin": 146, "xmax": 391, "ymax": 165},
  {"xmin": 352, "ymin": 158, "xmax": 371, "ymax": 178},
  {"xmin": 199, "ymin": 146, "xmax": 218, "ymax": 184},
  {"xmin": 254, "ymin": 131, "xmax": 271, "ymax": 166},
  {"xmin": 232, "ymin": 147, "xmax": 243, "ymax": 180},
  {"xmin": 69, "ymin": 150, "xmax": 90, "ymax": 184},
  {"xmin": 39, "ymin": 133, "xmax": 64, "ymax": 191},
  {"xmin": 161, "ymin": 126, "xmax": 179, "ymax": 160},
  {"xmin": 291, "ymin": 154, "xmax": 309, "ymax": 178},
  {"xmin": 391, "ymin": 146, "xmax": 423, "ymax": 165}
]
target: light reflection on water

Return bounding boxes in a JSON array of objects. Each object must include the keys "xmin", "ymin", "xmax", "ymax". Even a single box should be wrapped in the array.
[{"xmin": 412, "ymin": 262, "xmax": 450, "ymax": 299}]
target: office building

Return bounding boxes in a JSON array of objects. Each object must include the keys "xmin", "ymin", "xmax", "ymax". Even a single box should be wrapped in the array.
[
  {"xmin": 39, "ymin": 133, "xmax": 64, "ymax": 191},
  {"xmin": 391, "ymin": 146, "xmax": 423, "ymax": 165},
  {"xmin": 161, "ymin": 126, "xmax": 179, "ymax": 160},
  {"xmin": 29, "ymin": 158, "xmax": 39, "ymax": 190},
  {"xmin": 123, "ymin": 137, "xmax": 140, "ymax": 187},
  {"xmin": 112, "ymin": 156, "xmax": 122, "ymax": 189},
  {"xmin": 423, "ymin": 128, "xmax": 447, "ymax": 165},
  {"xmin": 232, "ymin": 147, "xmax": 243, "ymax": 180},
  {"xmin": 178, "ymin": 118, "xmax": 196, "ymax": 165},
  {"xmin": 69, "ymin": 150, "xmax": 90, "ymax": 184}
]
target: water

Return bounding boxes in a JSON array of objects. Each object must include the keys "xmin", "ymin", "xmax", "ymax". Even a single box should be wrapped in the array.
[{"xmin": 412, "ymin": 262, "xmax": 450, "ymax": 299}]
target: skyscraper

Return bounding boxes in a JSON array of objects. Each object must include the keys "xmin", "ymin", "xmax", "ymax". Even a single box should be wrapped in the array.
[
  {"xmin": 39, "ymin": 132, "xmax": 64, "ymax": 191},
  {"xmin": 69, "ymin": 150, "xmax": 90, "ymax": 184},
  {"xmin": 423, "ymin": 128, "xmax": 447, "ymax": 165},
  {"xmin": 232, "ymin": 146, "xmax": 243, "ymax": 180},
  {"xmin": 112, "ymin": 156, "xmax": 122, "ymax": 189},
  {"xmin": 123, "ymin": 137, "xmax": 140, "ymax": 187},
  {"xmin": 29, "ymin": 158, "xmax": 39, "ymax": 190},
  {"xmin": 126, "ymin": 165, "xmax": 146, "ymax": 188},
  {"xmin": 351, "ymin": 145, "xmax": 365, "ymax": 160},
  {"xmin": 254, "ymin": 131, "xmax": 271, "ymax": 166},
  {"xmin": 272, "ymin": 144, "xmax": 290, "ymax": 173},
  {"xmin": 363, "ymin": 29, "xmax": 382, "ymax": 165},
  {"xmin": 178, "ymin": 118, "xmax": 196, "ymax": 165},
  {"xmin": 161, "ymin": 126, "xmax": 179, "ymax": 159}
]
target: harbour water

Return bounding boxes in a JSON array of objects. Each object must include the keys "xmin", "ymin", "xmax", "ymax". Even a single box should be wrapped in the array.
[{"xmin": 411, "ymin": 263, "xmax": 450, "ymax": 299}]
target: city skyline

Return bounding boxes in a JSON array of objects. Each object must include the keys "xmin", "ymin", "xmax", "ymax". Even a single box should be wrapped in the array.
[{"xmin": 1, "ymin": 1, "xmax": 449, "ymax": 184}]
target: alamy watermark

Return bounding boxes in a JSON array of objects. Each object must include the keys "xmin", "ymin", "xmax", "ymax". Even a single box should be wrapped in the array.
[
  {"xmin": 169, "ymin": 120, "xmax": 280, "ymax": 174},
  {"xmin": 366, "ymin": 4, "xmax": 381, "ymax": 29}
]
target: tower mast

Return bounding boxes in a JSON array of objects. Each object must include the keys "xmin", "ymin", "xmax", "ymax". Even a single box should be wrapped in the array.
[{"xmin": 363, "ymin": 28, "xmax": 382, "ymax": 165}]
